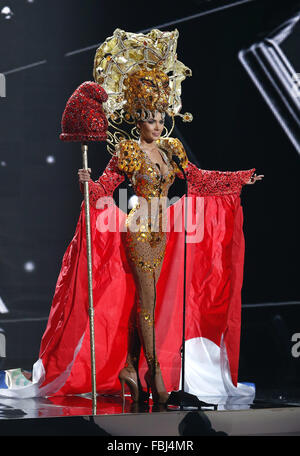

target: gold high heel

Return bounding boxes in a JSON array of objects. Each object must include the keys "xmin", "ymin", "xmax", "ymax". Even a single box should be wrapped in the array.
[
  {"xmin": 118, "ymin": 365, "xmax": 149, "ymax": 403},
  {"xmin": 144, "ymin": 361, "xmax": 170, "ymax": 404}
]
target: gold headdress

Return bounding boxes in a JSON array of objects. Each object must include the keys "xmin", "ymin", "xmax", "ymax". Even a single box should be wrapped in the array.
[{"xmin": 93, "ymin": 28, "xmax": 192, "ymax": 154}]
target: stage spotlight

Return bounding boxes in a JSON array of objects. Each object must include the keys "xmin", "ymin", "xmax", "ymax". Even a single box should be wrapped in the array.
[
  {"xmin": 0, "ymin": 161, "xmax": 7, "ymax": 167},
  {"xmin": 1, "ymin": 7, "xmax": 14, "ymax": 20},
  {"xmin": 46, "ymin": 155, "xmax": 56, "ymax": 164},
  {"xmin": 24, "ymin": 261, "xmax": 36, "ymax": 272}
]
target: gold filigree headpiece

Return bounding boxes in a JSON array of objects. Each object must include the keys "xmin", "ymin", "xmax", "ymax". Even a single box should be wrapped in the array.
[{"xmin": 93, "ymin": 28, "xmax": 192, "ymax": 154}]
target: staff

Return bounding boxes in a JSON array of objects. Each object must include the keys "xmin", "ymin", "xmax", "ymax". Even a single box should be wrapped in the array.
[{"xmin": 59, "ymin": 81, "xmax": 109, "ymax": 415}]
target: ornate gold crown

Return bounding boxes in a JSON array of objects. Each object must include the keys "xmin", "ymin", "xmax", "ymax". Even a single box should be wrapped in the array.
[{"xmin": 93, "ymin": 28, "xmax": 192, "ymax": 154}]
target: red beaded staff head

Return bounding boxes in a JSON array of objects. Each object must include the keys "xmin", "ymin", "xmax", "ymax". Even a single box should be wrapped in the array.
[{"xmin": 60, "ymin": 81, "xmax": 108, "ymax": 142}]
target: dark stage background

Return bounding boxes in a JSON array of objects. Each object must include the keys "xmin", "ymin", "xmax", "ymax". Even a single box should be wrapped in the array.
[{"xmin": 0, "ymin": 0, "xmax": 299, "ymax": 389}]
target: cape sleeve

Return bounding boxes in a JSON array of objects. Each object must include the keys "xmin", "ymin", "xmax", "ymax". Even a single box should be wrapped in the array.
[
  {"xmin": 177, "ymin": 162, "xmax": 256, "ymax": 197},
  {"xmin": 79, "ymin": 153, "xmax": 125, "ymax": 205}
]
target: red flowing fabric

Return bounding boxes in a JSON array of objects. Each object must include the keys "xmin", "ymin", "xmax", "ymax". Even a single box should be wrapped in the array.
[{"xmin": 38, "ymin": 158, "xmax": 255, "ymax": 396}]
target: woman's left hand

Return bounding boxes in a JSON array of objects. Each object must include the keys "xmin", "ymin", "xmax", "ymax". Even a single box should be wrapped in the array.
[{"xmin": 245, "ymin": 173, "xmax": 264, "ymax": 185}]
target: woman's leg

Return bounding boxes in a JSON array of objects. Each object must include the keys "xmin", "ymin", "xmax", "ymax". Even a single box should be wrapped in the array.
[
  {"xmin": 124, "ymin": 292, "xmax": 141, "ymax": 370},
  {"xmin": 122, "ymin": 252, "xmax": 164, "ymax": 370},
  {"xmin": 125, "ymin": 226, "xmax": 169, "ymax": 402}
]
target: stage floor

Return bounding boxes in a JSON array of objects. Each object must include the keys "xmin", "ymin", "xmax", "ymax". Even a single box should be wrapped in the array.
[{"xmin": 0, "ymin": 387, "xmax": 300, "ymax": 436}]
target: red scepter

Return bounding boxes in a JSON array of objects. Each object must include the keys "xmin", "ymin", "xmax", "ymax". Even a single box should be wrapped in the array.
[{"xmin": 59, "ymin": 81, "xmax": 108, "ymax": 415}]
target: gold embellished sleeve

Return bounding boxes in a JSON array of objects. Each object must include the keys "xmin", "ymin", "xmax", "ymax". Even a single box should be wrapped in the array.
[
  {"xmin": 157, "ymin": 137, "xmax": 188, "ymax": 174},
  {"xmin": 116, "ymin": 140, "xmax": 142, "ymax": 175}
]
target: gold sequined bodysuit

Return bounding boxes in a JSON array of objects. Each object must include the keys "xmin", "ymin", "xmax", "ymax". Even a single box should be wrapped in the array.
[
  {"xmin": 115, "ymin": 137, "xmax": 188, "ymax": 370},
  {"xmin": 120, "ymin": 142, "xmax": 174, "ymax": 273}
]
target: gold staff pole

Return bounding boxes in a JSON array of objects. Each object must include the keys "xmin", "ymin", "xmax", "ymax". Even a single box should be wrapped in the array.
[{"xmin": 81, "ymin": 141, "xmax": 97, "ymax": 416}]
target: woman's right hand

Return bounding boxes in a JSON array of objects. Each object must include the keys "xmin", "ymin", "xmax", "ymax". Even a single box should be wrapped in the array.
[{"xmin": 78, "ymin": 168, "xmax": 91, "ymax": 183}]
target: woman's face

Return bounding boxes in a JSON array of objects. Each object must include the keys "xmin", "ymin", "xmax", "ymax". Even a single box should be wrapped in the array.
[{"xmin": 138, "ymin": 112, "xmax": 164, "ymax": 142}]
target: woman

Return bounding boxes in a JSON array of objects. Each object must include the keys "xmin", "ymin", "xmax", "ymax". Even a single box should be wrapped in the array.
[
  {"xmin": 0, "ymin": 28, "xmax": 263, "ymax": 402},
  {"xmin": 78, "ymin": 110, "xmax": 263, "ymax": 405}
]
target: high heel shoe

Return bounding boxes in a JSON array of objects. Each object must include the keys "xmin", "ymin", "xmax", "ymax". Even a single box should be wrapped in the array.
[
  {"xmin": 118, "ymin": 366, "xmax": 149, "ymax": 403},
  {"xmin": 144, "ymin": 363, "xmax": 170, "ymax": 404}
]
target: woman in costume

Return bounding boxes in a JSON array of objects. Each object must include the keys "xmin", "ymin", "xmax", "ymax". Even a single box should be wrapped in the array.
[
  {"xmin": 0, "ymin": 28, "xmax": 263, "ymax": 403},
  {"xmin": 78, "ymin": 28, "xmax": 263, "ymax": 405}
]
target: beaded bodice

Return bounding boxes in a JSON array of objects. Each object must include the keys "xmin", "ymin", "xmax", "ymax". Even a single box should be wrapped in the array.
[
  {"xmin": 113, "ymin": 138, "xmax": 189, "ymax": 245},
  {"xmin": 133, "ymin": 149, "xmax": 175, "ymax": 200},
  {"xmin": 115, "ymin": 139, "xmax": 186, "ymax": 202}
]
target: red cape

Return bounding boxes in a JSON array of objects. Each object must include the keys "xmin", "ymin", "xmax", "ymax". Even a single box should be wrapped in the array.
[{"xmin": 37, "ymin": 159, "xmax": 255, "ymax": 397}]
